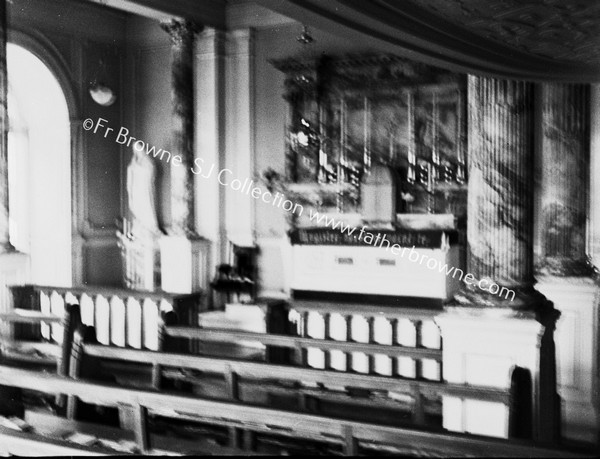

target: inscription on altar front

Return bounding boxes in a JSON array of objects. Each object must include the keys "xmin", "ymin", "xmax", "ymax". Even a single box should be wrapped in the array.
[{"xmin": 289, "ymin": 228, "xmax": 456, "ymax": 248}]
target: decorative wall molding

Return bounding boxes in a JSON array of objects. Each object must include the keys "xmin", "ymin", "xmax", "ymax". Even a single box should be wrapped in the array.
[
  {"xmin": 536, "ymin": 277, "xmax": 600, "ymax": 444},
  {"xmin": 226, "ymin": 0, "xmax": 295, "ymax": 30},
  {"xmin": 224, "ymin": 28, "xmax": 256, "ymax": 248},
  {"xmin": 406, "ymin": 0, "xmax": 600, "ymax": 66},
  {"xmin": 256, "ymin": 0, "xmax": 600, "ymax": 82}
]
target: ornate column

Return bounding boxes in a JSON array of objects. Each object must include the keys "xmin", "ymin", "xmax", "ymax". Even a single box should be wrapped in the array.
[
  {"xmin": 535, "ymin": 82, "xmax": 599, "ymax": 444},
  {"xmin": 437, "ymin": 77, "xmax": 559, "ymax": 444},
  {"xmin": 0, "ymin": 0, "xmax": 25, "ymax": 338},
  {"xmin": 536, "ymin": 83, "xmax": 592, "ymax": 275},
  {"xmin": 0, "ymin": 0, "xmax": 12, "ymax": 252},
  {"xmin": 458, "ymin": 77, "xmax": 539, "ymax": 308},
  {"xmin": 158, "ymin": 19, "xmax": 211, "ymax": 295},
  {"xmin": 160, "ymin": 19, "xmax": 202, "ymax": 235}
]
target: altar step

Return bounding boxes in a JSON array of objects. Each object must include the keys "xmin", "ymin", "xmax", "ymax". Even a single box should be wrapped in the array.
[{"xmin": 195, "ymin": 304, "xmax": 268, "ymax": 360}]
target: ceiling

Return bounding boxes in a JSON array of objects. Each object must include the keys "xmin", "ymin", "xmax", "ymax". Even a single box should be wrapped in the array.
[
  {"xmin": 256, "ymin": 0, "xmax": 600, "ymax": 81},
  {"xmin": 85, "ymin": 0, "xmax": 600, "ymax": 81},
  {"xmin": 402, "ymin": 0, "xmax": 600, "ymax": 66}
]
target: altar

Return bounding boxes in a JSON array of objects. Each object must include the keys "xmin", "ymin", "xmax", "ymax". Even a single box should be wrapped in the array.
[{"xmin": 290, "ymin": 227, "xmax": 461, "ymax": 302}]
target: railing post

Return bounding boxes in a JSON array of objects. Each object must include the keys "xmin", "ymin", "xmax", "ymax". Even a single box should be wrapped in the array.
[
  {"xmin": 390, "ymin": 318, "xmax": 399, "ymax": 376},
  {"xmin": 411, "ymin": 384, "xmax": 426, "ymax": 427},
  {"xmin": 343, "ymin": 424, "xmax": 359, "ymax": 456},
  {"xmin": 413, "ymin": 320, "xmax": 422, "ymax": 379},
  {"xmin": 324, "ymin": 312, "xmax": 331, "ymax": 369},
  {"xmin": 242, "ymin": 430, "xmax": 256, "ymax": 451},
  {"xmin": 367, "ymin": 316, "xmax": 375, "ymax": 374},
  {"xmin": 132, "ymin": 405, "xmax": 151, "ymax": 453},
  {"xmin": 345, "ymin": 315, "xmax": 353, "ymax": 372},
  {"xmin": 151, "ymin": 311, "xmax": 169, "ymax": 390},
  {"xmin": 67, "ymin": 325, "xmax": 97, "ymax": 420},
  {"xmin": 225, "ymin": 364, "xmax": 239, "ymax": 401},
  {"xmin": 56, "ymin": 303, "xmax": 81, "ymax": 413}
]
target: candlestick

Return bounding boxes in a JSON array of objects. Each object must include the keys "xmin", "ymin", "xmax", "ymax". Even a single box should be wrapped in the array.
[{"xmin": 407, "ymin": 91, "xmax": 416, "ymax": 184}]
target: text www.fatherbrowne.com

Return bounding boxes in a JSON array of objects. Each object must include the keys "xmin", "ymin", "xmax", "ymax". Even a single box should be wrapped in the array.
[{"xmin": 83, "ymin": 117, "xmax": 515, "ymax": 302}]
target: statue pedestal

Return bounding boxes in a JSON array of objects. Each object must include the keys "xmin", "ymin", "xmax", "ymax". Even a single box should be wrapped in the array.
[
  {"xmin": 536, "ymin": 277, "xmax": 599, "ymax": 445},
  {"xmin": 0, "ymin": 251, "xmax": 30, "ymax": 336},
  {"xmin": 159, "ymin": 235, "xmax": 211, "ymax": 294},
  {"xmin": 435, "ymin": 307, "xmax": 554, "ymax": 440},
  {"xmin": 118, "ymin": 231, "xmax": 156, "ymax": 291}
]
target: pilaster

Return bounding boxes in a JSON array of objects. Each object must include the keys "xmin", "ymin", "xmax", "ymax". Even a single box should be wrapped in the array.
[{"xmin": 0, "ymin": 0, "xmax": 13, "ymax": 252}]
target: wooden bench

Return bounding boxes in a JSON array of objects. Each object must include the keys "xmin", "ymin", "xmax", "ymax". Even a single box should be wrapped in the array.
[
  {"xmin": 0, "ymin": 360, "xmax": 588, "ymax": 457},
  {"xmin": 55, "ymin": 310, "xmax": 537, "ymax": 454},
  {"xmin": 1, "ymin": 284, "xmax": 203, "ymax": 418},
  {"xmin": 0, "ymin": 293, "xmax": 588, "ymax": 456}
]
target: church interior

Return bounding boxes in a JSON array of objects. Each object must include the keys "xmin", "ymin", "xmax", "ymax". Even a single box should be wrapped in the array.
[{"xmin": 0, "ymin": 0, "xmax": 599, "ymax": 456}]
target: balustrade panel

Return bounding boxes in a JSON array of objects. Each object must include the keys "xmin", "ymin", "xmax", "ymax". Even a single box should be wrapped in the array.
[
  {"xmin": 350, "ymin": 315, "xmax": 370, "ymax": 374},
  {"xmin": 373, "ymin": 317, "xmax": 393, "ymax": 375},
  {"xmin": 79, "ymin": 294, "xmax": 94, "ymax": 327},
  {"xmin": 8, "ymin": 284, "xmax": 202, "ymax": 351},
  {"xmin": 40, "ymin": 291, "xmax": 51, "ymax": 340},
  {"xmin": 329, "ymin": 313, "xmax": 347, "ymax": 371},
  {"xmin": 306, "ymin": 312, "xmax": 326, "ymax": 369},
  {"xmin": 94, "ymin": 296, "xmax": 110, "ymax": 345},
  {"xmin": 289, "ymin": 302, "xmax": 443, "ymax": 382},
  {"xmin": 126, "ymin": 298, "xmax": 142, "ymax": 349},
  {"xmin": 110, "ymin": 297, "xmax": 126, "ymax": 347},
  {"xmin": 49, "ymin": 291, "xmax": 65, "ymax": 344},
  {"xmin": 142, "ymin": 299, "xmax": 159, "ymax": 351}
]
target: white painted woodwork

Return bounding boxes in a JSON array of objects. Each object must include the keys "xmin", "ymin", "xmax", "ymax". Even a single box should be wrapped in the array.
[
  {"xmin": 537, "ymin": 277, "xmax": 599, "ymax": 444},
  {"xmin": 291, "ymin": 244, "xmax": 461, "ymax": 299}
]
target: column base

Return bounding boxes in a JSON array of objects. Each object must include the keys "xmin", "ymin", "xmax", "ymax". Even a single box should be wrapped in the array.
[
  {"xmin": 0, "ymin": 241, "xmax": 16, "ymax": 254},
  {"xmin": 0, "ymin": 251, "xmax": 30, "ymax": 336},
  {"xmin": 436, "ymin": 305, "xmax": 559, "ymax": 441},
  {"xmin": 453, "ymin": 281, "xmax": 546, "ymax": 310},
  {"xmin": 536, "ymin": 275, "xmax": 600, "ymax": 445},
  {"xmin": 117, "ymin": 231, "xmax": 158, "ymax": 291},
  {"xmin": 159, "ymin": 235, "xmax": 211, "ymax": 294},
  {"xmin": 535, "ymin": 257, "xmax": 597, "ymax": 278}
]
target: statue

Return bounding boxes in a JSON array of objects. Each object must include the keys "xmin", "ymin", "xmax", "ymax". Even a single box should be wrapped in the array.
[{"xmin": 126, "ymin": 146, "xmax": 160, "ymax": 237}]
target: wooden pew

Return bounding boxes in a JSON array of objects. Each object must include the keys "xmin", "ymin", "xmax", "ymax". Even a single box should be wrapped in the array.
[
  {"xmin": 0, "ymin": 364, "xmax": 589, "ymax": 457},
  {"xmin": 0, "ymin": 303, "xmax": 80, "ymax": 371},
  {"xmin": 0, "ymin": 425, "xmax": 116, "ymax": 456},
  {"xmin": 80, "ymin": 338, "xmax": 505, "ymax": 424},
  {"xmin": 65, "ymin": 320, "xmax": 537, "ymax": 453},
  {"xmin": 0, "ymin": 303, "xmax": 82, "ymax": 416}
]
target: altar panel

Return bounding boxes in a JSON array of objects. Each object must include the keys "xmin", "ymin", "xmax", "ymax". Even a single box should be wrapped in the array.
[{"xmin": 292, "ymin": 243, "xmax": 460, "ymax": 300}]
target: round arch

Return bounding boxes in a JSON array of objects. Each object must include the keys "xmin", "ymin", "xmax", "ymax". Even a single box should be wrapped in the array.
[
  {"xmin": 7, "ymin": 31, "xmax": 78, "ymax": 286},
  {"xmin": 8, "ymin": 28, "xmax": 80, "ymax": 119}
]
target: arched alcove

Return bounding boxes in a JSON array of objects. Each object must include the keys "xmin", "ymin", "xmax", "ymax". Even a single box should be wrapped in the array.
[{"xmin": 7, "ymin": 43, "xmax": 72, "ymax": 286}]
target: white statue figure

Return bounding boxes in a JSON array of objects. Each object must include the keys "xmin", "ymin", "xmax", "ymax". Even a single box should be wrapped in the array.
[{"xmin": 126, "ymin": 145, "xmax": 160, "ymax": 236}]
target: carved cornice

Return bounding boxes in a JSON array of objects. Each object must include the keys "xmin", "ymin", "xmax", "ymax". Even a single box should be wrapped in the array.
[
  {"xmin": 160, "ymin": 19, "xmax": 203, "ymax": 46},
  {"xmin": 257, "ymin": 0, "xmax": 600, "ymax": 82},
  {"xmin": 270, "ymin": 53, "xmax": 465, "ymax": 99},
  {"xmin": 406, "ymin": 0, "xmax": 600, "ymax": 66}
]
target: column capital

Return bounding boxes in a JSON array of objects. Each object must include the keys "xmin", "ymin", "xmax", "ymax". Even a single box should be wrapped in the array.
[{"xmin": 160, "ymin": 19, "xmax": 203, "ymax": 46}]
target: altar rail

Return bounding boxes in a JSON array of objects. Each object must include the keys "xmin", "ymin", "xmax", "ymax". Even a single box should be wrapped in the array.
[
  {"xmin": 288, "ymin": 300, "xmax": 442, "ymax": 379},
  {"xmin": 8, "ymin": 285, "xmax": 203, "ymax": 351}
]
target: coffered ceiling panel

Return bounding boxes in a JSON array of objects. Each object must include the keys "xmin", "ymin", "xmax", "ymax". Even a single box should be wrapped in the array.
[
  {"xmin": 400, "ymin": 0, "xmax": 600, "ymax": 65},
  {"xmin": 257, "ymin": 0, "xmax": 600, "ymax": 81}
]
